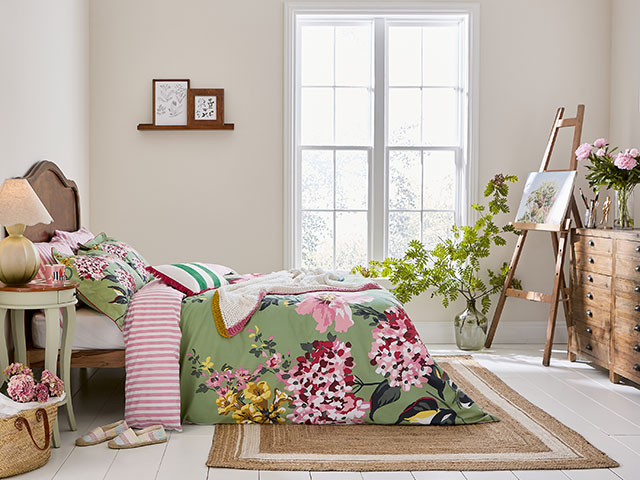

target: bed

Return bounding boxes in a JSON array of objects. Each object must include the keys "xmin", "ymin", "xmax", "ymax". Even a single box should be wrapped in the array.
[{"xmin": 20, "ymin": 161, "xmax": 496, "ymax": 430}]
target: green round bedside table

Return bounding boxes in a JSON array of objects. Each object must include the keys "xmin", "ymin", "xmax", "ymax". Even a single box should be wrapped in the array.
[{"xmin": 0, "ymin": 281, "xmax": 78, "ymax": 448}]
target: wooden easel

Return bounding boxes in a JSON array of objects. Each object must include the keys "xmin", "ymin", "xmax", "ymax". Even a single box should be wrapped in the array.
[{"xmin": 484, "ymin": 105, "xmax": 585, "ymax": 366}]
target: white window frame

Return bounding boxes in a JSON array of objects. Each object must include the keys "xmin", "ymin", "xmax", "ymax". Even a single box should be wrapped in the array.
[{"xmin": 284, "ymin": 2, "xmax": 480, "ymax": 269}]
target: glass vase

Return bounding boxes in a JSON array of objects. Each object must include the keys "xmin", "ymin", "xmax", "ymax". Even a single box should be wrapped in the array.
[
  {"xmin": 614, "ymin": 186, "xmax": 635, "ymax": 230},
  {"xmin": 454, "ymin": 300, "xmax": 488, "ymax": 351}
]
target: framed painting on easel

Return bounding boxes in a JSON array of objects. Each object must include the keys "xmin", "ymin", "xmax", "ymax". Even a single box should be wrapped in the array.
[{"xmin": 513, "ymin": 171, "xmax": 577, "ymax": 229}]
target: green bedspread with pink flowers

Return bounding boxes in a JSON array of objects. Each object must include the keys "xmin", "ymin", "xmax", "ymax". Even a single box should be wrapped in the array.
[{"xmin": 179, "ymin": 279, "xmax": 497, "ymax": 426}]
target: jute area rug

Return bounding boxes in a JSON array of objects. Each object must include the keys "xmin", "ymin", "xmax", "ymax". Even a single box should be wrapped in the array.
[{"xmin": 206, "ymin": 355, "xmax": 618, "ymax": 471}]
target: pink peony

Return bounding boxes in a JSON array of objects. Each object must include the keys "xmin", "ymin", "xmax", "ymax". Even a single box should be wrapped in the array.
[
  {"xmin": 34, "ymin": 383, "xmax": 50, "ymax": 403},
  {"xmin": 7, "ymin": 374, "xmax": 35, "ymax": 402},
  {"xmin": 575, "ymin": 143, "xmax": 593, "ymax": 161},
  {"xmin": 596, "ymin": 148, "xmax": 606, "ymax": 158},
  {"xmin": 614, "ymin": 149, "xmax": 638, "ymax": 170},
  {"xmin": 631, "ymin": 148, "xmax": 639, "ymax": 157},
  {"xmin": 295, "ymin": 291, "xmax": 373, "ymax": 333},
  {"xmin": 593, "ymin": 138, "xmax": 607, "ymax": 148}
]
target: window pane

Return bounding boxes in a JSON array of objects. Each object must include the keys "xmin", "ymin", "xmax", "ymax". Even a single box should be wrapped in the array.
[
  {"xmin": 389, "ymin": 150, "xmax": 421, "ymax": 210},
  {"xmin": 423, "ymin": 26, "xmax": 459, "ymax": 86},
  {"xmin": 301, "ymin": 26, "xmax": 334, "ymax": 86},
  {"xmin": 302, "ymin": 211, "xmax": 334, "ymax": 269},
  {"xmin": 336, "ymin": 212, "xmax": 367, "ymax": 270},
  {"xmin": 422, "ymin": 211, "xmax": 454, "ymax": 249},
  {"xmin": 388, "ymin": 211, "xmax": 420, "ymax": 258},
  {"xmin": 335, "ymin": 87, "xmax": 371, "ymax": 145},
  {"xmin": 423, "ymin": 151, "xmax": 455, "ymax": 210},
  {"xmin": 422, "ymin": 88, "xmax": 458, "ymax": 145},
  {"xmin": 301, "ymin": 87, "xmax": 334, "ymax": 145},
  {"xmin": 301, "ymin": 150, "xmax": 334, "ymax": 209},
  {"xmin": 388, "ymin": 26, "xmax": 421, "ymax": 86},
  {"xmin": 336, "ymin": 150, "xmax": 368, "ymax": 210},
  {"xmin": 335, "ymin": 25, "xmax": 372, "ymax": 87},
  {"xmin": 388, "ymin": 88, "xmax": 421, "ymax": 146}
]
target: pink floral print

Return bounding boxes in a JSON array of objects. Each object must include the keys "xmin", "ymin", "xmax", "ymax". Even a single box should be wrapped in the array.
[
  {"xmin": 369, "ymin": 307, "xmax": 434, "ymax": 392},
  {"xmin": 278, "ymin": 339, "xmax": 369, "ymax": 424},
  {"xmin": 295, "ymin": 291, "xmax": 373, "ymax": 333},
  {"xmin": 73, "ymin": 255, "xmax": 111, "ymax": 280}
]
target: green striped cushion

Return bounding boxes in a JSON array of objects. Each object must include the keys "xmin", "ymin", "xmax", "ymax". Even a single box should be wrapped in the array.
[{"xmin": 147, "ymin": 263, "xmax": 230, "ymax": 296}]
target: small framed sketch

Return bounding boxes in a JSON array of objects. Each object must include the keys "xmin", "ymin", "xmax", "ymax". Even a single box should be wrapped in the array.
[
  {"xmin": 514, "ymin": 171, "xmax": 576, "ymax": 227},
  {"xmin": 153, "ymin": 79, "xmax": 190, "ymax": 126},
  {"xmin": 188, "ymin": 88, "xmax": 224, "ymax": 127}
]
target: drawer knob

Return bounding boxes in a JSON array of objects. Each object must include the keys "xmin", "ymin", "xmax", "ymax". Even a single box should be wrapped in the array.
[
  {"xmin": 586, "ymin": 327, "xmax": 592, "ymax": 334},
  {"xmin": 635, "ymin": 345, "xmax": 640, "ymax": 352},
  {"xmin": 636, "ymin": 245, "xmax": 640, "ymax": 253},
  {"xmin": 636, "ymin": 265, "xmax": 640, "ymax": 272},
  {"xmin": 589, "ymin": 240, "xmax": 595, "ymax": 247},
  {"xmin": 586, "ymin": 309, "xmax": 593, "ymax": 317},
  {"xmin": 635, "ymin": 324, "xmax": 640, "ymax": 332},
  {"xmin": 635, "ymin": 305, "xmax": 640, "ymax": 312},
  {"xmin": 636, "ymin": 285, "xmax": 640, "ymax": 293},
  {"xmin": 587, "ymin": 292, "xmax": 594, "ymax": 300},
  {"xmin": 585, "ymin": 343, "xmax": 593, "ymax": 351},
  {"xmin": 587, "ymin": 275, "xmax": 594, "ymax": 282},
  {"xmin": 635, "ymin": 364, "xmax": 640, "ymax": 372},
  {"xmin": 588, "ymin": 257, "xmax": 595, "ymax": 264}
]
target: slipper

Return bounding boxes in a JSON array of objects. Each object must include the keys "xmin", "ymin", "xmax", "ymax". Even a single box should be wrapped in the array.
[
  {"xmin": 107, "ymin": 425, "xmax": 167, "ymax": 449},
  {"xmin": 75, "ymin": 420, "xmax": 129, "ymax": 446}
]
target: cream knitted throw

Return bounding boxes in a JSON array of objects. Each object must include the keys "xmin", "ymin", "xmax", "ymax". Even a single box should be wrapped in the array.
[{"xmin": 212, "ymin": 269, "xmax": 381, "ymax": 337}]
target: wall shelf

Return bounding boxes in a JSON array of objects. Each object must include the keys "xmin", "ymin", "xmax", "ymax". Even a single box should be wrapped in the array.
[{"xmin": 137, "ymin": 123, "xmax": 234, "ymax": 130}]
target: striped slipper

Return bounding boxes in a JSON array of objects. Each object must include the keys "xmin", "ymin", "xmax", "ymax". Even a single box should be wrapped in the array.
[
  {"xmin": 107, "ymin": 425, "xmax": 167, "ymax": 449},
  {"xmin": 75, "ymin": 420, "xmax": 129, "ymax": 446}
]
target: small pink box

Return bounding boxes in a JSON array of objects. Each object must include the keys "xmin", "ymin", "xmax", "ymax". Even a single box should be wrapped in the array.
[{"xmin": 43, "ymin": 264, "xmax": 66, "ymax": 285}]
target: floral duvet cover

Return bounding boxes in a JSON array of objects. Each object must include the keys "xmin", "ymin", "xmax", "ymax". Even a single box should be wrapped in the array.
[{"xmin": 179, "ymin": 280, "xmax": 496, "ymax": 426}]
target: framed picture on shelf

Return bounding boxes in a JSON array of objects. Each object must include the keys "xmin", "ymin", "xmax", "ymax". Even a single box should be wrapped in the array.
[
  {"xmin": 153, "ymin": 79, "xmax": 190, "ymax": 126},
  {"xmin": 188, "ymin": 88, "xmax": 224, "ymax": 127},
  {"xmin": 514, "ymin": 171, "xmax": 576, "ymax": 227}
]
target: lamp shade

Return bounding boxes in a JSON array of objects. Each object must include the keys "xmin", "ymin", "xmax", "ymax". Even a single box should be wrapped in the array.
[{"xmin": 0, "ymin": 178, "xmax": 53, "ymax": 227}]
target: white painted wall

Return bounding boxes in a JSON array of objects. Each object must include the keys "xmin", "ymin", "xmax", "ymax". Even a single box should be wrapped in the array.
[
  {"xmin": 0, "ymin": 0, "xmax": 90, "ymax": 224},
  {"xmin": 88, "ymin": 0, "xmax": 612, "ymax": 341}
]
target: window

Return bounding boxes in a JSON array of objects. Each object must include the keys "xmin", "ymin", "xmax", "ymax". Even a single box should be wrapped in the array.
[{"xmin": 285, "ymin": 4, "xmax": 477, "ymax": 270}]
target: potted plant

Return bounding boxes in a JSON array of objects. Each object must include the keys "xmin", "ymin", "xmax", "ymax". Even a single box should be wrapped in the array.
[
  {"xmin": 353, "ymin": 174, "xmax": 521, "ymax": 350},
  {"xmin": 576, "ymin": 138, "xmax": 640, "ymax": 229}
]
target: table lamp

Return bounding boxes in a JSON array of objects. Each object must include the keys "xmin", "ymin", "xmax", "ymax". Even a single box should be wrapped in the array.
[{"xmin": 0, "ymin": 178, "xmax": 53, "ymax": 285}]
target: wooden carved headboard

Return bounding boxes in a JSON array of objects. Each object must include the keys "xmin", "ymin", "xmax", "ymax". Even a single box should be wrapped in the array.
[{"xmin": 22, "ymin": 161, "xmax": 80, "ymax": 243}]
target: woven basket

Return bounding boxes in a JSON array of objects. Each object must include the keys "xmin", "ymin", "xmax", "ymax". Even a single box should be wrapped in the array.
[{"xmin": 0, "ymin": 403, "xmax": 57, "ymax": 478}]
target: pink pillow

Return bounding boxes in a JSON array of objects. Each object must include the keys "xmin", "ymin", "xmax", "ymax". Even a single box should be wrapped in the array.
[
  {"xmin": 33, "ymin": 238, "xmax": 74, "ymax": 280},
  {"xmin": 53, "ymin": 227, "xmax": 94, "ymax": 254}
]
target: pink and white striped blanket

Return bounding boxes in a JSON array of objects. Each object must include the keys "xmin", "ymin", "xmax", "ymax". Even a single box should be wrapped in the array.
[{"xmin": 123, "ymin": 280, "xmax": 185, "ymax": 431}]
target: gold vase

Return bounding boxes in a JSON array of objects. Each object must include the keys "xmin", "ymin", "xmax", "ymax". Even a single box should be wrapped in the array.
[{"xmin": 0, "ymin": 224, "xmax": 40, "ymax": 285}]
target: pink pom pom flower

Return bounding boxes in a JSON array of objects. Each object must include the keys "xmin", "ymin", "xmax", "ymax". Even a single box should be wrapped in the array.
[
  {"xmin": 34, "ymin": 383, "xmax": 50, "ymax": 403},
  {"xmin": 41, "ymin": 369, "xmax": 64, "ymax": 397},
  {"xmin": 7, "ymin": 374, "xmax": 36, "ymax": 403}
]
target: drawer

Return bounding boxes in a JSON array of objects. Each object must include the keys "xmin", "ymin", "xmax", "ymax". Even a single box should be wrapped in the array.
[
  {"xmin": 573, "ymin": 269, "xmax": 611, "ymax": 291},
  {"xmin": 615, "ymin": 255, "xmax": 640, "ymax": 281},
  {"xmin": 574, "ymin": 252, "xmax": 612, "ymax": 276},
  {"xmin": 613, "ymin": 336, "xmax": 640, "ymax": 380},
  {"xmin": 573, "ymin": 234, "xmax": 613, "ymax": 255},
  {"xmin": 576, "ymin": 333, "xmax": 609, "ymax": 363},
  {"xmin": 616, "ymin": 240, "xmax": 640, "ymax": 258},
  {"xmin": 614, "ymin": 296, "xmax": 640, "ymax": 322},
  {"xmin": 572, "ymin": 300, "xmax": 610, "ymax": 327},
  {"xmin": 614, "ymin": 314, "xmax": 640, "ymax": 338},
  {"xmin": 614, "ymin": 277, "xmax": 640, "ymax": 301},
  {"xmin": 574, "ymin": 320, "xmax": 609, "ymax": 343},
  {"xmin": 571, "ymin": 284, "xmax": 610, "ymax": 309}
]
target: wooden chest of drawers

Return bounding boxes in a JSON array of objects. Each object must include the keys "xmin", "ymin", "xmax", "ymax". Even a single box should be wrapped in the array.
[{"xmin": 569, "ymin": 228, "xmax": 640, "ymax": 385}]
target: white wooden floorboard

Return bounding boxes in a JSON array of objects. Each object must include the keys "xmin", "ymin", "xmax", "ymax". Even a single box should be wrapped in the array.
[
  {"xmin": 411, "ymin": 472, "xmax": 467, "ymax": 479},
  {"xmin": 511, "ymin": 471, "xmax": 570, "ymax": 480},
  {"xmin": 208, "ymin": 468, "xmax": 259, "ymax": 480},
  {"xmin": 614, "ymin": 434, "xmax": 640, "ymax": 452},
  {"xmin": 103, "ymin": 437, "xmax": 170, "ymax": 480},
  {"xmin": 259, "ymin": 472, "xmax": 311, "ymax": 480},
  {"xmin": 361, "ymin": 472, "xmax": 414, "ymax": 479},
  {"xmin": 462, "ymin": 471, "xmax": 518, "ymax": 479},
  {"xmin": 311, "ymin": 472, "xmax": 363, "ymax": 479},
  {"xmin": 155, "ymin": 434, "xmax": 211, "ymax": 480}
]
